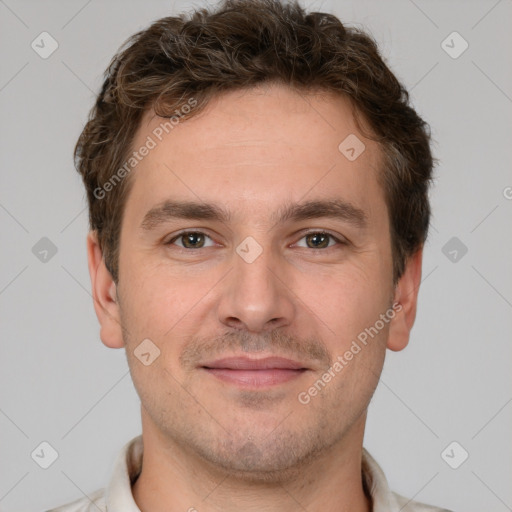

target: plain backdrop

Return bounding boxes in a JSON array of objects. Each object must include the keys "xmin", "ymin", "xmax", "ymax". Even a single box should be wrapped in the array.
[{"xmin": 1, "ymin": 1, "xmax": 511, "ymax": 511}]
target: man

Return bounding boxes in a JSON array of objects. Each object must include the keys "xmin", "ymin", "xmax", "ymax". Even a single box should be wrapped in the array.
[{"xmin": 50, "ymin": 0, "xmax": 451, "ymax": 510}]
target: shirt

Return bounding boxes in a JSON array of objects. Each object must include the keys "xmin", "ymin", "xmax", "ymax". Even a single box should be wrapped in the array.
[{"xmin": 48, "ymin": 436, "xmax": 452, "ymax": 512}]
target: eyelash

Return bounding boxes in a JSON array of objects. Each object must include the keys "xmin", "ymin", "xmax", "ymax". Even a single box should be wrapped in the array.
[{"xmin": 165, "ymin": 230, "xmax": 347, "ymax": 250}]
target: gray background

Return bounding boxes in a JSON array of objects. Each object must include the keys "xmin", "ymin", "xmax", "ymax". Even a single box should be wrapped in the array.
[{"xmin": 1, "ymin": 0, "xmax": 511, "ymax": 511}]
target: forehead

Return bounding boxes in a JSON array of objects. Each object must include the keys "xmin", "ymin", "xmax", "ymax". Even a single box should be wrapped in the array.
[{"xmin": 125, "ymin": 83, "xmax": 386, "ymax": 224}]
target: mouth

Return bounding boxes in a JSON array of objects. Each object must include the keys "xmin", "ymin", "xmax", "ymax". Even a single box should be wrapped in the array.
[{"xmin": 200, "ymin": 356, "xmax": 309, "ymax": 388}]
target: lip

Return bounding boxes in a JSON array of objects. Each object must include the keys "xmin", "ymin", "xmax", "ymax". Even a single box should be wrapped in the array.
[
  {"xmin": 201, "ymin": 356, "xmax": 308, "ymax": 388},
  {"xmin": 203, "ymin": 356, "xmax": 306, "ymax": 370}
]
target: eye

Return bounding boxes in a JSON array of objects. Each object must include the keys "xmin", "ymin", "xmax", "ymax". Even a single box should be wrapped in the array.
[
  {"xmin": 167, "ymin": 231, "xmax": 216, "ymax": 249},
  {"xmin": 295, "ymin": 231, "xmax": 345, "ymax": 249}
]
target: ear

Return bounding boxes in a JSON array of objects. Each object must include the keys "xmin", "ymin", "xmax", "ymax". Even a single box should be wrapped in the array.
[
  {"xmin": 87, "ymin": 231, "xmax": 124, "ymax": 349},
  {"xmin": 387, "ymin": 248, "xmax": 423, "ymax": 352}
]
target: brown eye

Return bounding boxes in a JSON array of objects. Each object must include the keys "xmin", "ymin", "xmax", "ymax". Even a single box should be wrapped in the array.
[
  {"xmin": 169, "ymin": 231, "xmax": 214, "ymax": 249},
  {"xmin": 182, "ymin": 232, "xmax": 205, "ymax": 248},
  {"xmin": 305, "ymin": 232, "xmax": 330, "ymax": 249}
]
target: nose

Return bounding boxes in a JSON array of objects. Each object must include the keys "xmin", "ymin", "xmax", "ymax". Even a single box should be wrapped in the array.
[{"xmin": 216, "ymin": 242, "xmax": 296, "ymax": 333}]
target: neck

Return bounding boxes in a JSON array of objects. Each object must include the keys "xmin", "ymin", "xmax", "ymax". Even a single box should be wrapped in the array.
[{"xmin": 132, "ymin": 411, "xmax": 372, "ymax": 512}]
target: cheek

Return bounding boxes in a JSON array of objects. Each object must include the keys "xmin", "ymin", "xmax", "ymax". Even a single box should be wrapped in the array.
[
  {"xmin": 119, "ymin": 252, "xmax": 198, "ymax": 325},
  {"xmin": 295, "ymin": 258, "xmax": 391, "ymax": 342},
  {"xmin": 117, "ymin": 259, "xmax": 219, "ymax": 376}
]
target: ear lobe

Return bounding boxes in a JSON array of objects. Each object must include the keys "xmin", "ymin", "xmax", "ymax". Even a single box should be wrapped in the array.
[
  {"xmin": 387, "ymin": 248, "xmax": 423, "ymax": 352},
  {"xmin": 87, "ymin": 231, "xmax": 124, "ymax": 349}
]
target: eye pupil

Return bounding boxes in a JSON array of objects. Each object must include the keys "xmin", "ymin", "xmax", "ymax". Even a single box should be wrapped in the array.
[
  {"xmin": 306, "ymin": 233, "xmax": 329, "ymax": 249},
  {"xmin": 182, "ymin": 232, "xmax": 204, "ymax": 248}
]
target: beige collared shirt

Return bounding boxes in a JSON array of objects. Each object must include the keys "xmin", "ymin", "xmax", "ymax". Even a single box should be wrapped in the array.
[{"xmin": 48, "ymin": 436, "xmax": 451, "ymax": 512}]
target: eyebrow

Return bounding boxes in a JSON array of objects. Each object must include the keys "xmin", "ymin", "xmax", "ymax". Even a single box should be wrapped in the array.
[
  {"xmin": 271, "ymin": 199, "xmax": 367, "ymax": 229},
  {"xmin": 140, "ymin": 198, "xmax": 367, "ymax": 231},
  {"xmin": 141, "ymin": 201, "xmax": 231, "ymax": 231}
]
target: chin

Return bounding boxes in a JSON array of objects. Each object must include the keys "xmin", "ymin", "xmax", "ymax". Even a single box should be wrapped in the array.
[{"xmin": 189, "ymin": 427, "xmax": 335, "ymax": 484}]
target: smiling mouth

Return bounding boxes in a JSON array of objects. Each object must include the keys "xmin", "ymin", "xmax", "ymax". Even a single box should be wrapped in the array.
[{"xmin": 201, "ymin": 356, "xmax": 308, "ymax": 388}]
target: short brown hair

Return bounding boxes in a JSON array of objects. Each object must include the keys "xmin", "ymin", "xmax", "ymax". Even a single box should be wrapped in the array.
[{"xmin": 75, "ymin": 0, "xmax": 435, "ymax": 283}]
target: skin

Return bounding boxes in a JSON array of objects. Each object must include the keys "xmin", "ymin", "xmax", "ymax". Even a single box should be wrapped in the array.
[{"xmin": 88, "ymin": 83, "xmax": 423, "ymax": 512}]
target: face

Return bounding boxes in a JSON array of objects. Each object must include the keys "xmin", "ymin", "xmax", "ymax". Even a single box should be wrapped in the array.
[{"xmin": 89, "ymin": 83, "xmax": 421, "ymax": 480}]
